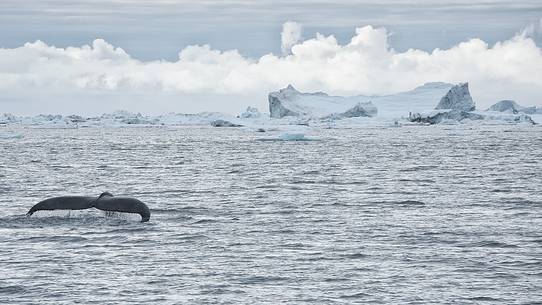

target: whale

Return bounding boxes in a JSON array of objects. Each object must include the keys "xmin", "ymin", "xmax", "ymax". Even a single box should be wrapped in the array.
[{"xmin": 26, "ymin": 192, "xmax": 150, "ymax": 222}]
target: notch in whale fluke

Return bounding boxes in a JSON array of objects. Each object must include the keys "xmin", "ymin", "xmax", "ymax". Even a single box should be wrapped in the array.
[{"xmin": 26, "ymin": 192, "xmax": 151, "ymax": 222}]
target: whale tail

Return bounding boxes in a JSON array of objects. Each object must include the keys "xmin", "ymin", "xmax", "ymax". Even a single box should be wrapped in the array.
[
  {"xmin": 94, "ymin": 195, "xmax": 151, "ymax": 222},
  {"xmin": 26, "ymin": 196, "xmax": 96, "ymax": 216},
  {"xmin": 26, "ymin": 193, "xmax": 151, "ymax": 222}
]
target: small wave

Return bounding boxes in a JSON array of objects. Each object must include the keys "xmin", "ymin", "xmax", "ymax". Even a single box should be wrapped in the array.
[
  {"xmin": 395, "ymin": 200, "xmax": 425, "ymax": 205},
  {"xmin": 397, "ymin": 178, "xmax": 435, "ymax": 183},
  {"xmin": 502, "ymin": 199, "xmax": 541, "ymax": 208},
  {"xmin": 104, "ymin": 226, "xmax": 154, "ymax": 234},
  {"xmin": 193, "ymin": 219, "xmax": 218, "ymax": 224},
  {"xmin": 0, "ymin": 284, "xmax": 29, "ymax": 295},
  {"xmin": 342, "ymin": 252, "xmax": 369, "ymax": 259},
  {"xmin": 150, "ymin": 207, "xmax": 184, "ymax": 213},
  {"xmin": 18, "ymin": 235, "xmax": 88, "ymax": 243},
  {"xmin": 170, "ymin": 234, "xmax": 208, "ymax": 241},
  {"xmin": 322, "ymin": 180, "xmax": 368, "ymax": 185},
  {"xmin": 255, "ymin": 184, "xmax": 281, "ymax": 189},
  {"xmin": 291, "ymin": 179, "xmax": 317, "ymax": 184},
  {"xmin": 465, "ymin": 296, "xmax": 501, "ymax": 302},
  {"xmin": 373, "ymin": 200, "xmax": 425, "ymax": 206},
  {"xmin": 340, "ymin": 292, "xmax": 371, "ymax": 299},
  {"xmin": 236, "ymin": 275, "xmax": 289, "ymax": 284},
  {"xmin": 461, "ymin": 240, "xmax": 518, "ymax": 248},
  {"xmin": 399, "ymin": 165, "xmax": 438, "ymax": 172},
  {"xmin": 491, "ymin": 188, "xmax": 512, "ymax": 193}
]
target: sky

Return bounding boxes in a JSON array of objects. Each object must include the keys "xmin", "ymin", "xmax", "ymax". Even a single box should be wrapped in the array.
[{"xmin": 1, "ymin": 0, "xmax": 541, "ymax": 115}]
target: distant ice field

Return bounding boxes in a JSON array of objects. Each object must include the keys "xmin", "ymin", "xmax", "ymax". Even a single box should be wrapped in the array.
[{"xmin": 0, "ymin": 125, "xmax": 541, "ymax": 304}]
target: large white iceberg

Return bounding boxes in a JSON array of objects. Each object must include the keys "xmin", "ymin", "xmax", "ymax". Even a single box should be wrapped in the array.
[
  {"xmin": 435, "ymin": 82, "xmax": 475, "ymax": 112},
  {"xmin": 268, "ymin": 83, "xmax": 456, "ymax": 120},
  {"xmin": 268, "ymin": 85, "xmax": 377, "ymax": 119},
  {"xmin": 409, "ymin": 83, "xmax": 536, "ymax": 125}
]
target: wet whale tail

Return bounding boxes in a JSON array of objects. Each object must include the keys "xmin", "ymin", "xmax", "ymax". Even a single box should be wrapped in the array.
[
  {"xmin": 93, "ymin": 192, "xmax": 151, "ymax": 222},
  {"xmin": 26, "ymin": 192, "xmax": 151, "ymax": 222}
]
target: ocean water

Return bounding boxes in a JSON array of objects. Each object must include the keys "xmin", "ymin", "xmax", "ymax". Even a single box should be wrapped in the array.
[{"xmin": 0, "ymin": 125, "xmax": 541, "ymax": 304}]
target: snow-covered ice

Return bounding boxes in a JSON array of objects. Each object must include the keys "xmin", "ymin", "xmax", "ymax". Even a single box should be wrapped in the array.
[
  {"xmin": 268, "ymin": 85, "xmax": 377, "ymax": 119},
  {"xmin": 487, "ymin": 100, "xmax": 541, "ymax": 114},
  {"xmin": 435, "ymin": 83, "xmax": 475, "ymax": 112},
  {"xmin": 1, "ymin": 82, "xmax": 540, "ymax": 128}
]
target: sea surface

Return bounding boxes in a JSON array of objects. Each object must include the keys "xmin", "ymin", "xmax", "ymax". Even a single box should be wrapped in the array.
[{"xmin": 0, "ymin": 125, "xmax": 541, "ymax": 304}]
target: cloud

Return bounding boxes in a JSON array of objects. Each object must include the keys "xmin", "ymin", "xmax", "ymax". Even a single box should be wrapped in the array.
[
  {"xmin": 281, "ymin": 21, "xmax": 302, "ymax": 55},
  {"xmin": 1, "ymin": 22, "xmax": 542, "ymax": 114},
  {"xmin": 518, "ymin": 18, "xmax": 542, "ymax": 39}
]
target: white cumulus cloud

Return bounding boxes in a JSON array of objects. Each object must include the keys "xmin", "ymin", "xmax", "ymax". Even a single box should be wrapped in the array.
[
  {"xmin": 281, "ymin": 21, "xmax": 303, "ymax": 55},
  {"xmin": 1, "ymin": 22, "xmax": 542, "ymax": 114}
]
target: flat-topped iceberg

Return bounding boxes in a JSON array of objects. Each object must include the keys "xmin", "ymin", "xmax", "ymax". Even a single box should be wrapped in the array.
[
  {"xmin": 268, "ymin": 82, "xmax": 456, "ymax": 120},
  {"xmin": 268, "ymin": 85, "xmax": 377, "ymax": 119},
  {"xmin": 210, "ymin": 119, "xmax": 243, "ymax": 127},
  {"xmin": 0, "ymin": 111, "xmax": 241, "ymax": 127}
]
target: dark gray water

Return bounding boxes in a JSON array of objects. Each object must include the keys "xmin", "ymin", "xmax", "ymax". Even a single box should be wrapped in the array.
[{"xmin": 1, "ymin": 125, "xmax": 541, "ymax": 304}]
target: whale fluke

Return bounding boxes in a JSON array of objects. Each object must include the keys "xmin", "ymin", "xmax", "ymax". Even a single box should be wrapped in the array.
[
  {"xmin": 26, "ymin": 192, "xmax": 151, "ymax": 222},
  {"xmin": 26, "ymin": 196, "xmax": 96, "ymax": 216},
  {"xmin": 94, "ymin": 194, "xmax": 150, "ymax": 222}
]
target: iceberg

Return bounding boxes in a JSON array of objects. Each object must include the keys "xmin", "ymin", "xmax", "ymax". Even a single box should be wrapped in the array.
[
  {"xmin": 268, "ymin": 85, "xmax": 377, "ymax": 119},
  {"xmin": 409, "ymin": 83, "xmax": 479, "ymax": 124},
  {"xmin": 268, "ymin": 83, "xmax": 457, "ymax": 121},
  {"xmin": 323, "ymin": 102, "xmax": 378, "ymax": 120},
  {"xmin": 155, "ymin": 112, "xmax": 238, "ymax": 126},
  {"xmin": 100, "ymin": 111, "xmax": 156, "ymax": 125},
  {"xmin": 257, "ymin": 132, "xmax": 318, "ymax": 142},
  {"xmin": 279, "ymin": 133, "xmax": 309, "ymax": 141},
  {"xmin": 0, "ymin": 133, "xmax": 24, "ymax": 139},
  {"xmin": 435, "ymin": 82, "xmax": 475, "ymax": 112},
  {"xmin": 210, "ymin": 119, "xmax": 243, "ymax": 127},
  {"xmin": 0, "ymin": 111, "xmax": 243, "ymax": 127},
  {"xmin": 409, "ymin": 109, "xmax": 484, "ymax": 124},
  {"xmin": 239, "ymin": 106, "xmax": 262, "ymax": 119},
  {"xmin": 0, "ymin": 113, "xmax": 19, "ymax": 125},
  {"xmin": 487, "ymin": 100, "xmax": 541, "ymax": 114},
  {"xmin": 1, "ymin": 81, "xmax": 538, "ymax": 127},
  {"xmin": 409, "ymin": 83, "xmax": 535, "ymax": 125}
]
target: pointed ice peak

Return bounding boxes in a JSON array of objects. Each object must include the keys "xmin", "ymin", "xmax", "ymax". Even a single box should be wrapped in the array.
[
  {"xmin": 435, "ymin": 82, "xmax": 475, "ymax": 112},
  {"xmin": 284, "ymin": 84, "xmax": 298, "ymax": 92}
]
